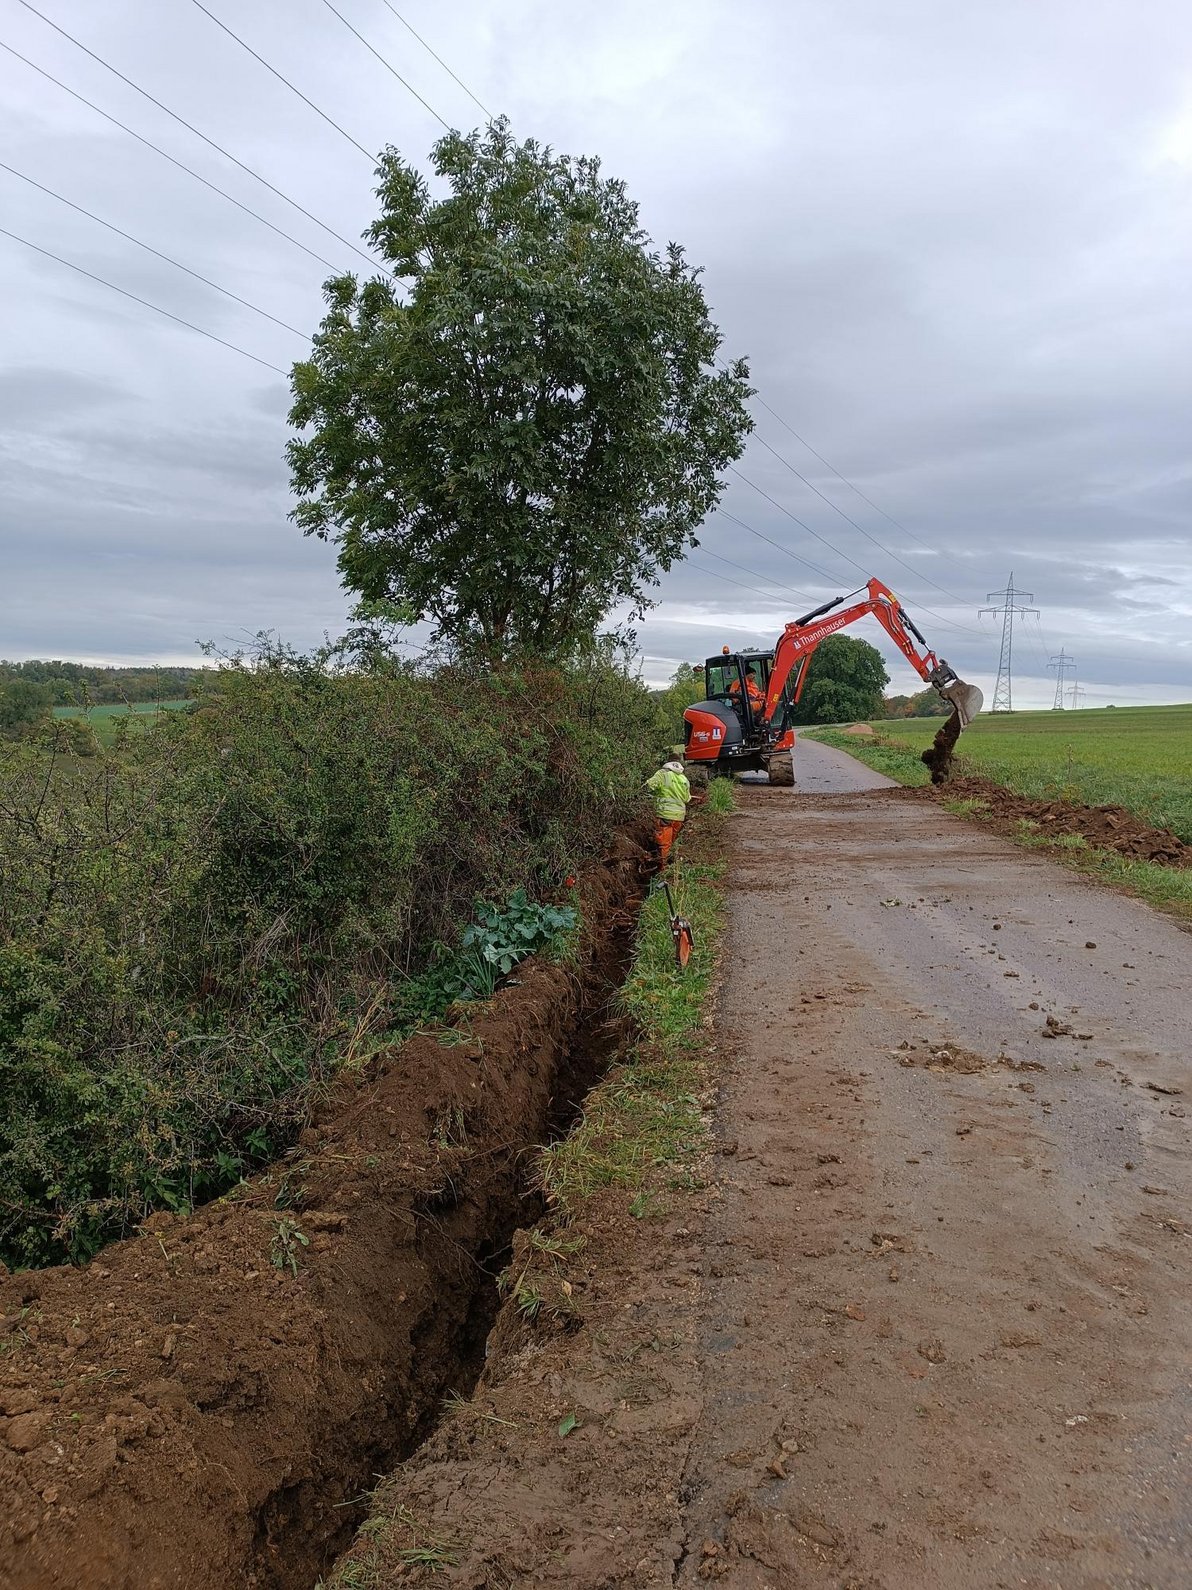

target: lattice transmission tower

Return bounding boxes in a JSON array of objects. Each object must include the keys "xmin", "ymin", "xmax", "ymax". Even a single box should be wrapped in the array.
[
  {"xmin": 1049, "ymin": 649, "xmax": 1075, "ymax": 710},
  {"xmin": 979, "ymin": 574, "xmax": 1039, "ymax": 713}
]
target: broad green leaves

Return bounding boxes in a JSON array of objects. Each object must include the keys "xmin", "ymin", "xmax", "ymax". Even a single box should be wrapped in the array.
[{"xmin": 288, "ymin": 120, "xmax": 752, "ymax": 663}]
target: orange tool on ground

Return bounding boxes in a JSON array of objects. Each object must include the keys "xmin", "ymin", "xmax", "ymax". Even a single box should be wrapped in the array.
[{"xmin": 661, "ymin": 879, "xmax": 695, "ymax": 970}]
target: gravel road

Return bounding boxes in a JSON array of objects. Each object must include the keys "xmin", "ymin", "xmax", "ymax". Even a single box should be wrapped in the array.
[{"xmin": 680, "ymin": 740, "xmax": 1192, "ymax": 1587}]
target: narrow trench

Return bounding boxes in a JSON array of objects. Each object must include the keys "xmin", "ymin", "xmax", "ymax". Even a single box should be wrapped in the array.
[{"xmin": 289, "ymin": 934, "xmax": 641, "ymax": 1590}]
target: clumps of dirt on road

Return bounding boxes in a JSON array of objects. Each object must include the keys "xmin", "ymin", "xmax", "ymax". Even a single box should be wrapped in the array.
[
  {"xmin": 894, "ymin": 1039, "xmax": 987, "ymax": 1073},
  {"xmin": 936, "ymin": 776, "xmax": 1192, "ymax": 866},
  {"xmin": 0, "ymin": 827, "xmax": 652, "ymax": 1590},
  {"xmin": 894, "ymin": 1040, "xmax": 1048, "ymax": 1077}
]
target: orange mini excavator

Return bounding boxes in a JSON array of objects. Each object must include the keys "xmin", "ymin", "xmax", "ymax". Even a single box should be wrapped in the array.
[{"xmin": 682, "ymin": 576, "xmax": 983, "ymax": 786}]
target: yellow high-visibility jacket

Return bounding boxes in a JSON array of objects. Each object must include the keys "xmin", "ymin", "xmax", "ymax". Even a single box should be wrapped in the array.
[{"xmin": 646, "ymin": 765, "xmax": 691, "ymax": 822}]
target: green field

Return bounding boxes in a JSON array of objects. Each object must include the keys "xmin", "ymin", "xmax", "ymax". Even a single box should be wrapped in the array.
[
  {"xmin": 53, "ymin": 699, "xmax": 191, "ymax": 745},
  {"xmin": 858, "ymin": 705, "xmax": 1192, "ymax": 843}
]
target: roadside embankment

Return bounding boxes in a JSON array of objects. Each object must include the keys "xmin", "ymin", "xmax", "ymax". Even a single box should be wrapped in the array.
[{"xmin": 0, "ymin": 823, "xmax": 652, "ymax": 1590}]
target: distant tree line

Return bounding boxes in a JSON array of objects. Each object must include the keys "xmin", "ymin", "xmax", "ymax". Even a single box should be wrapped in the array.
[
  {"xmin": 881, "ymin": 687, "xmax": 951, "ymax": 718},
  {"xmin": 1, "ymin": 660, "xmax": 200, "ymax": 705},
  {"xmin": 0, "ymin": 662, "xmax": 200, "ymax": 741}
]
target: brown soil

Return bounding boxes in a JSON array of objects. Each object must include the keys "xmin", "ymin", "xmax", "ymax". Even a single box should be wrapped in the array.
[
  {"xmin": 326, "ymin": 777, "xmax": 1192, "ymax": 1588},
  {"xmin": 0, "ymin": 825, "xmax": 652, "ymax": 1590},
  {"xmin": 935, "ymin": 773, "xmax": 1192, "ymax": 866},
  {"xmin": 919, "ymin": 709, "xmax": 961, "ymax": 783}
]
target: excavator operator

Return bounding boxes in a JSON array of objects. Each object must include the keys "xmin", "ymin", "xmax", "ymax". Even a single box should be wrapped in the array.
[{"xmin": 729, "ymin": 665, "xmax": 765, "ymax": 716}]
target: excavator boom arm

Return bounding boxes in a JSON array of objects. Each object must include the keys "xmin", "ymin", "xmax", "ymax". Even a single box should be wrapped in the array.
[{"xmin": 762, "ymin": 577, "xmax": 980, "ymax": 729}]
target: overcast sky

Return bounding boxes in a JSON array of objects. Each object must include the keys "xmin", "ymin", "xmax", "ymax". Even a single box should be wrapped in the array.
[{"xmin": 2, "ymin": 0, "xmax": 1190, "ymax": 705}]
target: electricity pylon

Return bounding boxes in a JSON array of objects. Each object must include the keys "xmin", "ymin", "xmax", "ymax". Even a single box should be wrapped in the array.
[
  {"xmin": 979, "ymin": 574, "xmax": 1039, "ymax": 713},
  {"xmin": 1049, "ymin": 649, "xmax": 1075, "ymax": 710}
]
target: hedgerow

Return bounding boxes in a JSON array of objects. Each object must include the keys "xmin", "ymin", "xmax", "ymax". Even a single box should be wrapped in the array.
[{"xmin": 0, "ymin": 648, "xmax": 667, "ymax": 1267}]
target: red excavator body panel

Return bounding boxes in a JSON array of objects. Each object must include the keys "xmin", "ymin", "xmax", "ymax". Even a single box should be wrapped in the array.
[{"xmin": 684, "ymin": 708, "xmax": 729, "ymax": 762}]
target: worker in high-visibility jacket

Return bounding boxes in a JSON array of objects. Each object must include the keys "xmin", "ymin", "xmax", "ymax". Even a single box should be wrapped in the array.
[{"xmin": 646, "ymin": 748, "xmax": 692, "ymax": 866}]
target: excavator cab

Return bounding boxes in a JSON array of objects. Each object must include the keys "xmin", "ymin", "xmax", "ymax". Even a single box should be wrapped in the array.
[
  {"xmin": 685, "ymin": 648, "xmax": 797, "ymax": 783},
  {"xmin": 705, "ymin": 648, "xmax": 773, "ymax": 728}
]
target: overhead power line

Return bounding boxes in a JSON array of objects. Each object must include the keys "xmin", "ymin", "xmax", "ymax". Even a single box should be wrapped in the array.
[
  {"xmin": 749, "ymin": 426, "xmax": 970, "ymax": 605},
  {"xmin": 733, "ymin": 462, "xmax": 984, "ymax": 639},
  {"xmin": 318, "ymin": 0, "xmax": 450, "ymax": 130},
  {"xmin": 687, "ymin": 558, "xmax": 802, "ymax": 606},
  {"xmin": 0, "ymin": 161, "xmax": 309, "ymax": 340},
  {"xmin": 188, "ymin": 1, "xmax": 379, "ymax": 160},
  {"xmin": 379, "ymin": 0, "xmax": 494, "ymax": 120},
  {"xmin": 15, "ymin": 0, "xmax": 385, "ymax": 276},
  {"xmin": 0, "ymin": 41, "xmax": 343, "ymax": 274},
  {"xmin": 751, "ymin": 392, "xmax": 971, "ymax": 575},
  {"xmin": 731, "ymin": 464, "xmax": 872, "ymax": 580},
  {"xmin": 715, "ymin": 507, "xmax": 841, "ymax": 584},
  {"xmin": 0, "ymin": 224, "xmax": 287, "ymax": 374},
  {"xmin": 695, "ymin": 546, "xmax": 814, "ymax": 603}
]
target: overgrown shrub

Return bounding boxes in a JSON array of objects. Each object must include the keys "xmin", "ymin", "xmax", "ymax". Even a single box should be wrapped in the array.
[{"xmin": 0, "ymin": 652, "xmax": 659, "ymax": 1267}]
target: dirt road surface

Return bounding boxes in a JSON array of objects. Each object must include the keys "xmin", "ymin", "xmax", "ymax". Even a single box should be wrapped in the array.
[{"xmin": 683, "ymin": 739, "xmax": 1191, "ymax": 1587}]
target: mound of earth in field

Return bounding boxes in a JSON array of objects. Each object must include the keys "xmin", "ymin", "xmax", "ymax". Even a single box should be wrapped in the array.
[
  {"xmin": 937, "ymin": 776, "xmax": 1192, "ymax": 867},
  {"xmin": 0, "ymin": 825, "xmax": 652, "ymax": 1590},
  {"xmin": 841, "ymin": 723, "xmax": 874, "ymax": 736}
]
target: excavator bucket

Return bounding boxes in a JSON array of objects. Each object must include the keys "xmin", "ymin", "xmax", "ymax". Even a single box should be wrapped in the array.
[
  {"xmin": 937, "ymin": 680, "xmax": 983, "ymax": 730},
  {"xmin": 921, "ymin": 679, "xmax": 983, "ymax": 784}
]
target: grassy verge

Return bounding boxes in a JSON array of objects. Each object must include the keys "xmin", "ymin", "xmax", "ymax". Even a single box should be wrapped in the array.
[
  {"xmin": 838, "ymin": 705, "xmax": 1192, "ymax": 841},
  {"xmin": 536, "ymin": 861, "xmax": 726, "ymax": 1220},
  {"xmin": 807, "ymin": 727, "xmax": 931, "ymax": 786},
  {"xmin": 808, "ymin": 728, "xmax": 1192, "ymax": 921}
]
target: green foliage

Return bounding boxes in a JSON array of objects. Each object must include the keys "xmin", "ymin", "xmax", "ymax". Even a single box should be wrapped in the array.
[
  {"xmin": 461, "ymin": 888, "xmax": 577, "ymax": 977},
  {"xmin": 53, "ymin": 700, "xmax": 191, "ymax": 749},
  {"xmin": 704, "ymin": 776, "xmax": 737, "ymax": 815},
  {"xmin": 0, "ymin": 649, "xmax": 660, "ymax": 1268},
  {"xmin": 790, "ymin": 635, "xmax": 889, "ymax": 725},
  {"xmin": 288, "ymin": 120, "xmax": 753, "ymax": 663},
  {"xmin": 651, "ymin": 663, "xmax": 706, "ymax": 750},
  {"xmin": 270, "ymin": 1217, "xmax": 309, "ymax": 1277},
  {"xmin": 0, "ymin": 678, "xmax": 51, "ymax": 741}
]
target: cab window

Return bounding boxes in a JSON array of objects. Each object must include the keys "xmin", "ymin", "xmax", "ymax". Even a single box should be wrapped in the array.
[{"xmin": 705, "ymin": 661, "xmax": 738, "ymax": 700}]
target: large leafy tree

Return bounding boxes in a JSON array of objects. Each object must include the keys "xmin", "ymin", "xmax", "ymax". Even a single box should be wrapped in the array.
[
  {"xmin": 790, "ymin": 635, "xmax": 889, "ymax": 725},
  {"xmin": 0, "ymin": 678, "xmax": 51, "ymax": 741},
  {"xmin": 288, "ymin": 121, "xmax": 752, "ymax": 663}
]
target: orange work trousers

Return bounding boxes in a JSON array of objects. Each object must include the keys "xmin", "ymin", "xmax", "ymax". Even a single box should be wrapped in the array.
[{"xmin": 656, "ymin": 818, "xmax": 684, "ymax": 865}]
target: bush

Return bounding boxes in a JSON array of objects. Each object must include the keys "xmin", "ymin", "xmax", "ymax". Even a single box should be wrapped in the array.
[{"xmin": 0, "ymin": 651, "xmax": 659, "ymax": 1266}]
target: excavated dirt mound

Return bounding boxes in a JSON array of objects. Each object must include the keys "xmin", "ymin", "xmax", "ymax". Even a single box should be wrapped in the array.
[
  {"xmin": 935, "ymin": 775, "xmax": 1192, "ymax": 866},
  {"xmin": 0, "ymin": 826, "xmax": 652, "ymax": 1590}
]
